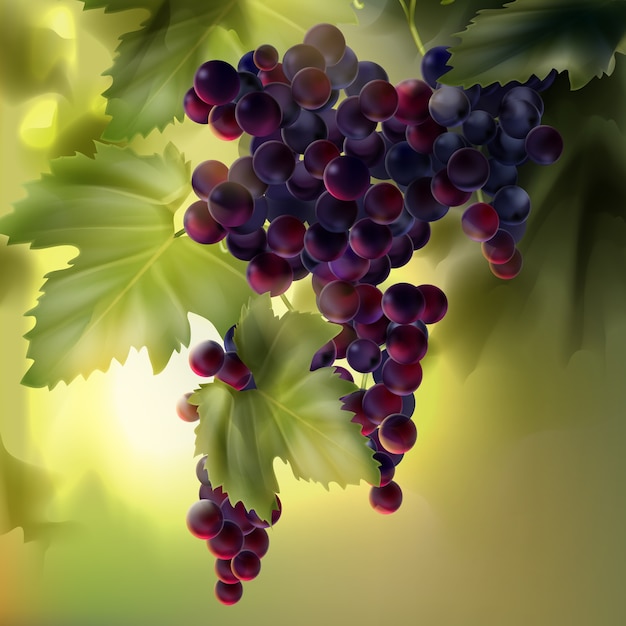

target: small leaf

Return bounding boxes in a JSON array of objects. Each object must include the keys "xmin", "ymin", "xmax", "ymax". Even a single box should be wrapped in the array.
[
  {"xmin": 192, "ymin": 294, "xmax": 379, "ymax": 522},
  {"xmin": 82, "ymin": 0, "xmax": 358, "ymax": 141},
  {"xmin": 0, "ymin": 143, "xmax": 251, "ymax": 388},
  {"xmin": 440, "ymin": 0, "xmax": 626, "ymax": 90}
]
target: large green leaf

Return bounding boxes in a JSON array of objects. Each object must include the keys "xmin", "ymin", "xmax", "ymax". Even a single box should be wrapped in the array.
[
  {"xmin": 81, "ymin": 0, "xmax": 358, "ymax": 141},
  {"xmin": 440, "ymin": 0, "xmax": 626, "ymax": 90},
  {"xmin": 192, "ymin": 294, "xmax": 379, "ymax": 522},
  {"xmin": 0, "ymin": 143, "xmax": 250, "ymax": 388}
]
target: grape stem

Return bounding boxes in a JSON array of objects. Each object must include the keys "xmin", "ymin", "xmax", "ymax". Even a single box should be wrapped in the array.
[
  {"xmin": 280, "ymin": 293, "xmax": 295, "ymax": 311},
  {"xmin": 173, "ymin": 228, "xmax": 186, "ymax": 238},
  {"xmin": 476, "ymin": 188, "xmax": 485, "ymax": 204},
  {"xmin": 398, "ymin": 0, "xmax": 426, "ymax": 56},
  {"xmin": 361, "ymin": 372, "xmax": 369, "ymax": 389}
]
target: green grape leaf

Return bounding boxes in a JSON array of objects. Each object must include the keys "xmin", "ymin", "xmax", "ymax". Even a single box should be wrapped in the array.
[
  {"xmin": 0, "ymin": 143, "xmax": 250, "ymax": 389},
  {"xmin": 440, "ymin": 0, "xmax": 626, "ymax": 90},
  {"xmin": 192, "ymin": 294, "xmax": 379, "ymax": 522},
  {"xmin": 81, "ymin": 0, "xmax": 357, "ymax": 141}
]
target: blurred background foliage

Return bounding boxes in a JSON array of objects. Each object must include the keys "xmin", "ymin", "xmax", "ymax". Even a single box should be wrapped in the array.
[{"xmin": 1, "ymin": 0, "xmax": 626, "ymax": 624}]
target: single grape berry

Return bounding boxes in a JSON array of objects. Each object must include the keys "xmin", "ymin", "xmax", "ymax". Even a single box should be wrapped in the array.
[
  {"xmin": 186, "ymin": 499, "xmax": 224, "ymax": 540},
  {"xmin": 379, "ymin": 413, "xmax": 417, "ymax": 454},
  {"xmin": 189, "ymin": 340, "xmax": 225, "ymax": 377},
  {"xmin": 176, "ymin": 393, "xmax": 200, "ymax": 422},
  {"xmin": 215, "ymin": 580, "xmax": 244, "ymax": 606},
  {"xmin": 369, "ymin": 481, "xmax": 403, "ymax": 514}
]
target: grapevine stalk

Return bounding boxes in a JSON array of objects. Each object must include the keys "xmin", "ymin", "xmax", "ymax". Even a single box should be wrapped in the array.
[{"xmin": 398, "ymin": 0, "xmax": 426, "ymax": 56}]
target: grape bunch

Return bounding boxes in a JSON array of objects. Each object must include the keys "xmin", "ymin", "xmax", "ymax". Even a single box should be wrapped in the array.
[
  {"xmin": 178, "ymin": 21, "xmax": 563, "ymax": 604},
  {"xmin": 177, "ymin": 337, "xmax": 279, "ymax": 605}
]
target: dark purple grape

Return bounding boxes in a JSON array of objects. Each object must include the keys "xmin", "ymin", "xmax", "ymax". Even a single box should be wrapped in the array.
[
  {"xmin": 281, "ymin": 109, "xmax": 328, "ymax": 154},
  {"xmin": 430, "ymin": 169, "xmax": 471, "ymax": 207},
  {"xmin": 405, "ymin": 116, "xmax": 446, "ymax": 153},
  {"xmin": 462, "ymin": 110, "xmax": 497, "ymax": 145},
  {"xmin": 226, "ymin": 229, "xmax": 267, "ymax": 261},
  {"xmin": 363, "ymin": 383, "xmax": 402, "ymax": 425},
  {"xmin": 428, "ymin": 86, "xmax": 471, "ymax": 127},
  {"xmin": 234, "ymin": 71, "xmax": 263, "ymax": 102},
  {"xmin": 186, "ymin": 500, "xmax": 223, "ymax": 540},
  {"xmin": 369, "ymin": 481, "xmax": 402, "ymax": 514},
  {"xmin": 482, "ymin": 158, "xmax": 518, "ymax": 196},
  {"xmin": 481, "ymin": 229, "xmax": 516, "ymax": 264},
  {"xmin": 231, "ymin": 550, "xmax": 261, "ymax": 581},
  {"xmin": 215, "ymin": 559, "xmax": 239, "ymax": 584},
  {"xmin": 242, "ymin": 527, "xmax": 270, "ymax": 557},
  {"xmin": 342, "ymin": 389, "xmax": 374, "ymax": 436},
  {"xmin": 263, "ymin": 82, "xmax": 301, "ymax": 127},
  {"xmin": 229, "ymin": 196, "xmax": 268, "ymax": 235},
  {"xmin": 349, "ymin": 218, "xmax": 393, "ymax": 260},
  {"xmin": 176, "ymin": 393, "xmax": 199, "ymax": 422},
  {"xmin": 525, "ymin": 125, "xmax": 563, "ymax": 165},
  {"xmin": 384, "ymin": 141, "xmax": 431, "ymax": 186},
  {"xmin": 323, "ymin": 156, "xmax": 370, "ymax": 201},
  {"xmin": 332, "ymin": 323, "xmax": 358, "ymax": 359},
  {"xmin": 363, "ymin": 182, "xmax": 404, "ymax": 225},
  {"xmin": 417, "ymin": 284, "xmax": 448, "ymax": 324},
  {"xmin": 382, "ymin": 359, "xmax": 423, "ymax": 395},
  {"xmin": 394, "ymin": 79, "xmax": 432, "ymax": 125},
  {"xmin": 184, "ymin": 88, "xmax": 213, "ymax": 123},
  {"xmin": 359, "ymin": 79, "xmax": 398, "ymax": 122},
  {"xmin": 353, "ymin": 284, "xmax": 383, "ymax": 324},
  {"xmin": 184, "ymin": 200, "xmax": 227, "ymax": 244},
  {"xmin": 310, "ymin": 339, "xmax": 337, "ymax": 370},
  {"xmin": 382, "ymin": 283, "xmax": 425, "ymax": 324},
  {"xmin": 379, "ymin": 413, "xmax": 417, "ymax": 454},
  {"xmin": 502, "ymin": 85, "xmax": 544, "ymax": 116},
  {"xmin": 404, "ymin": 177, "xmax": 449, "ymax": 222},
  {"xmin": 407, "ymin": 219, "xmax": 431, "ymax": 250},
  {"xmin": 433, "ymin": 132, "xmax": 469, "ymax": 164},
  {"xmin": 208, "ymin": 181, "xmax": 254, "ymax": 227},
  {"xmin": 344, "ymin": 60, "xmax": 387, "ymax": 95},
  {"xmin": 492, "ymin": 185, "xmax": 531, "ymax": 224},
  {"xmin": 209, "ymin": 103, "xmax": 243, "ymax": 141},
  {"xmin": 291, "ymin": 67, "xmax": 332, "ymax": 110},
  {"xmin": 254, "ymin": 44, "xmax": 279, "ymax": 71},
  {"xmin": 264, "ymin": 183, "xmax": 315, "ymax": 223},
  {"xmin": 499, "ymin": 97, "xmax": 540, "ymax": 139},
  {"xmin": 194, "ymin": 60, "xmax": 240, "ymax": 105},
  {"xmin": 402, "ymin": 393, "xmax": 416, "ymax": 418},
  {"xmin": 318, "ymin": 280, "xmax": 360, "ymax": 323},
  {"xmin": 346, "ymin": 338, "xmax": 381, "ymax": 373},
  {"xmin": 461, "ymin": 202, "xmax": 499, "ymax": 242},
  {"xmin": 388, "ymin": 209, "xmax": 416, "ymax": 237},
  {"xmin": 247, "ymin": 252, "xmax": 293, "ymax": 295},
  {"xmin": 220, "ymin": 499, "xmax": 255, "ymax": 535},
  {"xmin": 304, "ymin": 222, "xmax": 348, "ymax": 262},
  {"xmin": 311, "ymin": 265, "xmax": 337, "ymax": 296},
  {"xmin": 328, "ymin": 246, "xmax": 370, "ymax": 281},
  {"xmin": 354, "ymin": 314, "xmax": 390, "ymax": 346},
  {"xmin": 447, "ymin": 147, "xmax": 490, "ymax": 192},
  {"xmin": 387, "ymin": 234, "xmax": 413, "ymax": 268},
  {"xmin": 382, "ymin": 116, "xmax": 408, "ymax": 144},
  {"xmin": 487, "ymin": 127, "xmax": 528, "ymax": 165},
  {"xmin": 421, "ymin": 46, "xmax": 452, "ymax": 88},
  {"xmin": 325, "ymin": 45, "xmax": 359, "ymax": 89},
  {"xmin": 235, "ymin": 91, "xmax": 282, "ymax": 136},
  {"xmin": 282, "ymin": 44, "xmax": 326, "ymax": 81},
  {"xmin": 489, "ymin": 247, "xmax": 523, "ymax": 279},
  {"xmin": 315, "ymin": 192, "xmax": 358, "ymax": 233},
  {"xmin": 249, "ymin": 128, "xmax": 283, "ymax": 154},
  {"xmin": 238, "ymin": 50, "xmax": 258, "ymax": 74},
  {"xmin": 499, "ymin": 219, "xmax": 527, "ymax": 244},
  {"xmin": 199, "ymin": 484, "xmax": 228, "ymax": 506},
  {"xmin": 304, "ymin": 23, "xmax": 346, "ymax": 65},
  {"xmin": 216, "ymin": 352, "xmax": 252, "ymax": 390},
  {"xmin": 343, "ymin": 133, "xmax": 386, "ymax": 167},
  {"xmin": 270, "ymin": 496, "xmax": 282, "ymax": 525},
  {"xmin": 192, "ymin": 160, "xmax": 229, "ymax": 201},
  {"xmin": 189, "ymin": 340, "xmax": 225, "ymax": 376},
  {"xmin": 373, "ymin": 451, "xmax": 395, "ymax": 487},
  {"xmin": 304, "ymin": 140, "xmax": 341, "ymax": 179},
  {"xmin": 227, "ymin": 156, "xmax": 267, "ymax": 198},
  {"xmin": 386, "ymin": 324, "xmax": 427, "ymax": 364},
  {"xmin": 336, "ymin": 95, "xmax": 376, "ymax": 140},
  {"xmin": 334, "ymin": 366, "xmax": 354, "ymax": 382},
  {"xmin": 196, "ymin": 455, "xmax": 211, "ymax": 485},
  {"xmin": 267, "ymin": 215, "xmax": 306, "ymax": 257},
  {"xmin": 285, "ymin": 161, "xmax": 323, "ymax": 201},
  {"xmin": 252, "ymin": 141, "xmax": 296, "ymax": 184},
  {"xmin": 207, "ymin": 520, "xmax": 244, "ymax": 559},
  {"xmin": 215, "ymin": 580, "xmax": 243, "ymax": 605},
  {"xmin": 258, "ymin": 62, "xmax": 289, "ymax": 86},
  {"xmin": 360, "ymin": 254, "xmax": 391, "ymax": 286}
]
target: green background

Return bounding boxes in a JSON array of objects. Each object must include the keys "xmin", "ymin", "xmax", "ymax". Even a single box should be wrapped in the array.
[{"xmin": 1, "ymin": 1, "xmax": 626, "ymax": 624}]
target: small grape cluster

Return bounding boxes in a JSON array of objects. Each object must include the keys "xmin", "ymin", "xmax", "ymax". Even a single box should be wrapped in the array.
[{"xmin": 177, "ymin": 337, "xmax": 280, "ymax": 605}]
